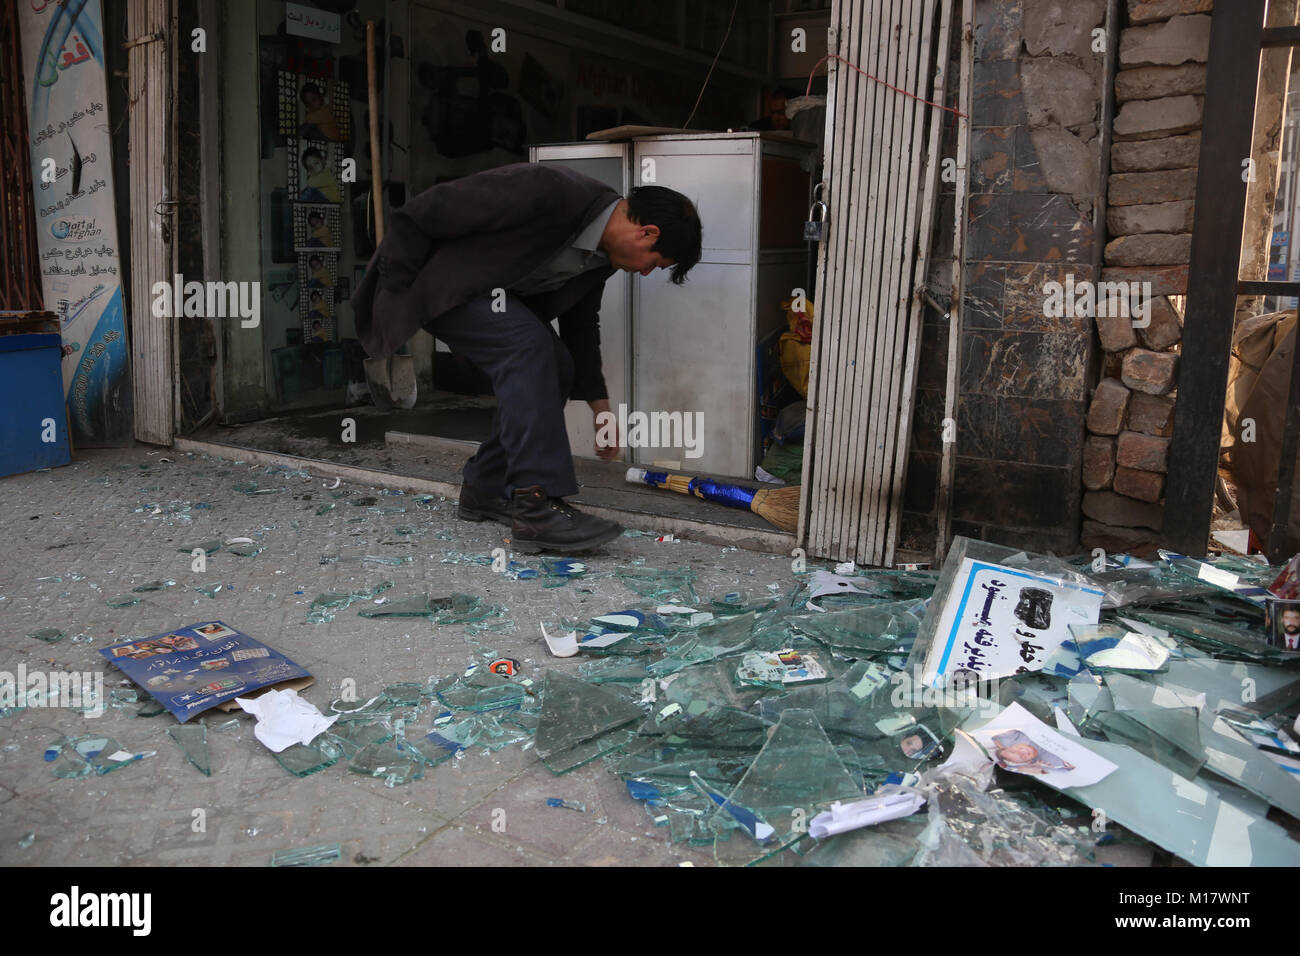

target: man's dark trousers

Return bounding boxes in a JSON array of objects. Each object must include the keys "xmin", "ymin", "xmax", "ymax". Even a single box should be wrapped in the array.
[{"xmin": 423, "ymin": 292, "xmax": 579, "ymax": 500}]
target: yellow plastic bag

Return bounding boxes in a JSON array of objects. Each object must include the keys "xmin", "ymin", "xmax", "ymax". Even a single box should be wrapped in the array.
[{"xmin": 779, "ymin": 297, "xmax": 814, "ymax": 397}]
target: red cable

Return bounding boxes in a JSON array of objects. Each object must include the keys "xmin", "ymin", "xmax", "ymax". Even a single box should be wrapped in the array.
[{"xmin": 807, "ymin": 53, "xmax": 968, "ymax": 120}]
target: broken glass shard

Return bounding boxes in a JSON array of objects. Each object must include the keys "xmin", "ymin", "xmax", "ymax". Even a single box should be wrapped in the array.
[
  {"xmin": 324, "ymin": 720, "xmax": 393, "ymax": 757},
  {"xmin": 1103, "ymin": 670, "xmax": 1300, "ymax": 819},
  {"xmin": 178, "ymin": 540, "xmax": 221, "ymax": 554},
  {"xmin": 541, "ymin": 557, "xmax": 586, "ymax": 582},
  {"xmin": 135, "ymin": 699, "xmax": 164, "ymax": 718},
  {"xmin": 54, "ymin": 736, "xmax": 150, "ymax": 775},
  {"xmin": 546, "ymin": 797, "xmax": 587, "ymax": 812},
  {"xmin": 789, "ymin": 600, "xmax": 926, "ymax": 657},
  {"xmin": 132, "ymin": 579, "xmax": 176, "ymax": 592},
  {"xmin": 45, "ymin": 737, "xmax": 91, "ymax": 779},
  {"xmin": 535, "ymin": 671, "xmax": 643, "ymax": 772},
  {"xmin": 27, "ymin": 628, "xmax": 65, "ymax": 643},
  {"xmin": 348, "ymin": 740, "xmax": 424, "ymax": 786},
  {"xmin": 1067, "ymin": 623, "xmax": 1172, "ymax": 673},
  {"xmin": 914, "ymin": 776, "xmax": 1092, "ymax": 867},
  {"xmin": 689, "ymin": 769, "xmax": 774, "ymax": 842},
  {"xmin": 106, "ymin": 594, "xmax": 142, "ymax": 608},
  {"xmin": 271, "ymin": 843, "xmax": 341, "ymax": 867},
  {"xmin": 578, "ymin": 655, "xmax": 653, "ymax": 683},
  {"xmin": 233, "ymin": 481, "xmax": 282, "ymax": 495},
  {"xmin": 1158, "ymin": 550, "xmax": 1274, "ymax": 605},
  {"xmin": 330, "ymin": 695, "xmax": 394, "ymax": 722},
  {"xmin": 714, "ymin": 709, "xmax": 861, "ymax": 852},
  {"xmin": 1089, "ymin": 708, "xmax": 1206, "ymax": 779},
  {"xmin": 274, "ymin": 740, "xmax": 339, "ymax": 777},
  {"xmin": 227, "ymin": 545, "xmax": 263, "ymax": 557},
  {"xmin": 1064, "ymin": 736, "xmax": 1300, "ymax": 866},
  {"xmin": 383, "ymin": 683, "xmax": 423, "ymax": 706},
  {"xmin": 358, "ymin": 594, "xmax": 443, "ymax": 618},
  {"xmin": 1124, "ymin": 609, "xmax": 1283, "ymax": 662},
  {"xmin": 167, "ymin": 723, "xmax": 211, "ymax": 776},
  {"xmin": 192, "ymin": 583, "xmax": 222, "ymax": 599},
  {"xmin": 646, "ymin": 612, "xmax": 757, "ymax": 677},
  {"xmin": 616, "ymin": 567, "xmax": 698, "ymax": 603}
]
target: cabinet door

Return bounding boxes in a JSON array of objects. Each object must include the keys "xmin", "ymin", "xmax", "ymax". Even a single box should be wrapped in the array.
[
  {"xmin": 632, "ymin": 138, "xmax": 757, "ymax": 478},
  {"xmin": 530, "ymin": 146, "xmax": 631, "ymax": 460}
]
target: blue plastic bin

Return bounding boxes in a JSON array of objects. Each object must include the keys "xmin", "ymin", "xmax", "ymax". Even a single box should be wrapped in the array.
[{"xmin": 0, "ymin": 333, "xmax": 72, "ymax": 477}]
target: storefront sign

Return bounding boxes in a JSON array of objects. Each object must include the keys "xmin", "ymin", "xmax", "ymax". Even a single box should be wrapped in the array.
[
  {"xmin": 286, "ymin": 3, "xmax": 341, "ymax": 44},
  {"xmin": 20, "ymin": 0, "xmax": 132, "ymax": 446}
]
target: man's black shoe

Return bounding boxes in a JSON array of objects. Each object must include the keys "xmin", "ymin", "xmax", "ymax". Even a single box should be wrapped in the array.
[
  {"xmin": 457, "ymin": 482, "xmax": 512, "ymax": 525},
  {"xmin": 510, "ymin": 485, "xmax": 623, "ymax": 553}
]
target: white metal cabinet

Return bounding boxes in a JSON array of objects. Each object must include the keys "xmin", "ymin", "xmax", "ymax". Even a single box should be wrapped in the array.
[
  {"xmin": 632, "ymin": 133, "xmax": 810, "ymax": 477},
  {"xmin": 532, "ymin": 132, "xmax": 811, "ymax": 477}
]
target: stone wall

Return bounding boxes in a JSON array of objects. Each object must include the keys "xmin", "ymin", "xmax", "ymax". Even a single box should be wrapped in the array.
[
  {"xmin": 902, "ymin": 0, "xmax": 1110, "ymax": 556},
  {"xmin": 1081, "ymin": 0, "xmax": 1210, "ymax": 556}
]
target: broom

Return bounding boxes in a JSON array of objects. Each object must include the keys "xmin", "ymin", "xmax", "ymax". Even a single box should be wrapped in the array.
[{"xmin": 626, "ymin": 467, "xmax": 800, "ymax": 534}]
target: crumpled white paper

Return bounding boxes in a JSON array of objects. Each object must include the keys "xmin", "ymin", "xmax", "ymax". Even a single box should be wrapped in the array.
[
  {"xmin": 808, "ymin": 789, "xmax": 926, "ymax": 839},
  {"xmin": 234, "ymin": 688, "xmax": 337, "ymax": 753}
]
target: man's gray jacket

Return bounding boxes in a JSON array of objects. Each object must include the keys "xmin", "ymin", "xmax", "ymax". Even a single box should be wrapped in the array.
[{"xmin": 351, "ymin": 162, "xmax": 620, "ymax": 401}]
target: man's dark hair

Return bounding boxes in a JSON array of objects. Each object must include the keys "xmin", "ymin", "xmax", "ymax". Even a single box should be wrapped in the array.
[{"xmin": 626, "ymin": 186, "xmax": 701, "ymax": 285}]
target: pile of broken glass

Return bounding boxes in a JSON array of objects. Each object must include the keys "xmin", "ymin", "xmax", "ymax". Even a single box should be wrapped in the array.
[
  {"xmin": 262, "ymin": 538, "xmax": 1300, "ymax": 865},
  {"xmin": 68, "ymin": 536, "xmax": 1300, "ymax": 866}
]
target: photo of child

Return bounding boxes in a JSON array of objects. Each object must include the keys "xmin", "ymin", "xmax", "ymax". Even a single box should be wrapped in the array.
[
  {"xmin": 294, "ymin": 143, "xmax": 342, "ymax": 203},
  {"xmin": 305, "ymin": 253, "xmax": 335, "ymax": 289},
  {"xmin": 302, "ymin": 284, "xmax": 334, "ymax": 343},
  {"xmin": 307, "ymin": 289, "xmax": 330, "ymax": 322},
  {"xmin": 307, "ymin": 210, "xmax": 329, "ymax": 246},
  {"xmin": 293, "ymin": 203, "xmax": 340, "ymax": 252},
  {"xmin": 991, "ymin": 729, "xmax": 1075, "ymax": 775},
  {"xmin": 297, "ymin": 80, "xmax": 347, "ymax": 142}
]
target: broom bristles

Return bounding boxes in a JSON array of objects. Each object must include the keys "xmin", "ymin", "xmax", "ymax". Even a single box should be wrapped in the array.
[
  {"xmin": 750, "ymin": 485, "xmax": 801, "ymax": 533},
  {"xmin": 662, "ymin": 474, "xmax": 694, "ymax": 495}
]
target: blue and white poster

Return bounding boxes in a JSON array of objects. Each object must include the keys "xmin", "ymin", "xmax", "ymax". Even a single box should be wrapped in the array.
[
  {"xmin": 922, "ymin": 558, "xmax": 1104, "ymax": 687},
  {"xmin": 20, "ymin": 0, "xmax": 132, "ymax": 446},
  {"xmin": 100, "ymin": 622, "xmax": 313, "ymax": 721}
]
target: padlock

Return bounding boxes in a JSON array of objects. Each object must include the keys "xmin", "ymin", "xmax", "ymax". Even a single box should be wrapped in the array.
[{"xmin": 804, "ymin": 199, "xmax": 829, "ymax": 242}]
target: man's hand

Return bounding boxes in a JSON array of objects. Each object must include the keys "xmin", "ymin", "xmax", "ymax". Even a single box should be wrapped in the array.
[{"xmin": 590, "ymin": 398, "xmax": 620, "ymax": 461}]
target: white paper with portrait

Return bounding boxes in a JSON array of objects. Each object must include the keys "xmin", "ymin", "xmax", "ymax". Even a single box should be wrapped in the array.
[{"xmin": 971, "ymin": 702, "xmax": 1117, "ymax": 789}]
